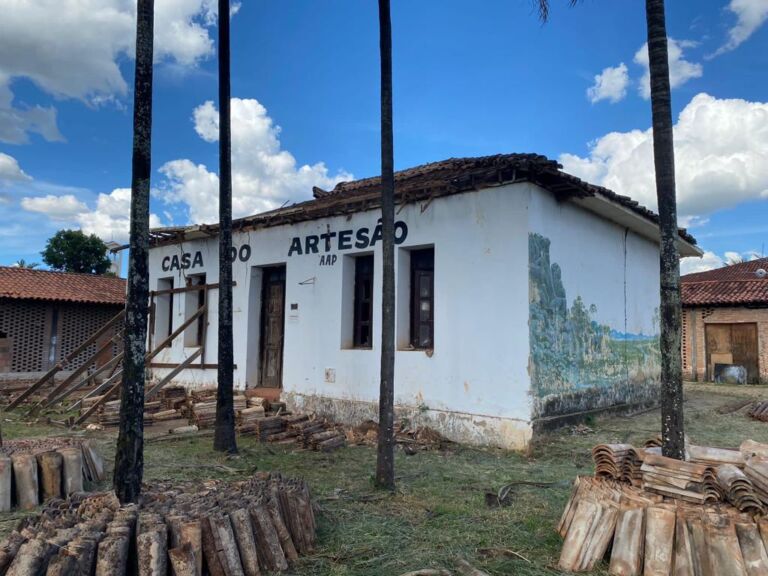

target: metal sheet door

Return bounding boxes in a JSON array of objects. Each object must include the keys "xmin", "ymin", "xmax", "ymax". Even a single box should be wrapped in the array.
[{"xmin": 259, "ymin": 266, "xmax": 286, "ymax": 388}]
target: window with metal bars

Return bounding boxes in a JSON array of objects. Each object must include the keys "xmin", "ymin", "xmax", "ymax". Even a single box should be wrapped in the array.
[
  {"xmin": 410, "ymin": 248, "xmax": 434, "ymax": 349},
  {"xmin": 352, "ymin": 255, "xmax": 374, "ymax": 348}
]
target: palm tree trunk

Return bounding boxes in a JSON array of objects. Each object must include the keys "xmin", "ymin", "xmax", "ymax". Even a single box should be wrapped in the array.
[
  {"xmin": 113, "ymin": 0, "xmax": 154, "ymax": 504},
  {"xmin": 645, "ymin": 0, "xmax": 685, "ymax": 460},
  {"xmin": 214, "ymin": 0, "xmax": 238, "ymax": 454},
  {"xmin": 375, "ymin": 0, "xmax": 396, "ymax": 491}
]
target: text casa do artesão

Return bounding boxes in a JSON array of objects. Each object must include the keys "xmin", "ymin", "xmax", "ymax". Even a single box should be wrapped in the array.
[{"xmin": 160, "ymin": 220, "xmax": 409, "ymax": 272}]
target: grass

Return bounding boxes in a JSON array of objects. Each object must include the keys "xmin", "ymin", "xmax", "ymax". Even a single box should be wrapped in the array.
[{"xmin": 2, "ymin": 383, "xmax": 768, "ymax": 575}]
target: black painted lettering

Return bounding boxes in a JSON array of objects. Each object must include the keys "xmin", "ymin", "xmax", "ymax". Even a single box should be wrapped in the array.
[
  {"xmin": 330, "ymin": 254, "xmax": 337, "ymax": 266},
  {"xmin": 305, "ymin": 235, "xmax": 320, "ymax": 254},
  {"xmin": 170, "ymin": 255, "xmax": 180, "ymax": 271},
  {"xmin": 181, "ymin": 253, "xmax": 191, "ymax": 270},
  {"xmin": 394, "ymin": 221, "xmax": 408, "ymax": 244},
  {"xmin": 288, "ymin": 237, "xmax": 303, "ymax": 256},
  {"xmin": 369, "ymin": 222, "xmax": 383, "ymax": 246},
  {"xmin": 229, "ymin": 247, "xmax": 237, "ymax": 262},
  {"xmin": 355, "ymin": 227, "xmax": 370, "ymax": 249},
  {"xmin": 162, "ymin": 256, "xmax": 170, "ymax": 272},
  {"xmin": 239, "ymin": 244, "xmax": 251, "ymax": 262},
  {"xmin": 320, "ymin": 231, "xmax": 337, "ymax": 252},
  {"xmin": 338, "ymin": 230, "xmax": 353, "ymax": 250},
  {"xmin": 192, "ymin": 252, "xmax": 203, "ymax": 268}
]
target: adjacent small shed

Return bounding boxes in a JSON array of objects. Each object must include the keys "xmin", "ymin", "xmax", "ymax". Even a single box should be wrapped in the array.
[
  {"xmin": 682, "ymin": 258, "xmax": 768, "ymax": 384},
  {"xmin": 0, "ymin": 267, "xmax": 126, "ymax": 381}
]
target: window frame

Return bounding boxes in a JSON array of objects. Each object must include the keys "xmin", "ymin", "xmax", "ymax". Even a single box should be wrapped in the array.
[
  {"xmin": 409, "ymin": 248, "xmax": 434, "ymax": 350},
  {"xmin": 352, "ymin": 254, "xmax": 374, "ymax": 349}
]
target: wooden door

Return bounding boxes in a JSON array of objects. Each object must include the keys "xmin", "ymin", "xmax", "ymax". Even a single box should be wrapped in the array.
[
  {"xmin": 259, "ymin": 266, "xmax": 286, "ymax": 388},
  {"xmin": 732, "ymin": 323, "xmax": 759, "ymax": 384}
]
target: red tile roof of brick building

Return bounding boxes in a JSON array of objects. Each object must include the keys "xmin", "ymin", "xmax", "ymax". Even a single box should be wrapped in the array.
[
  {"xmin": 0, "ymin": 267, "xmax": 126, "ymax": 305},
  {"xmin": 681, "ymin": 258, "xmax": 768, "ymax": 307}
]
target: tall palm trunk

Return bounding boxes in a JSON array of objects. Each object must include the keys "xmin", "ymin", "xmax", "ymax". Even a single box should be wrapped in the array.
[
  {"xmin": 645, "ymin": 0, "xmax": 684, "ymax": 460},
  {"xmin": 113, "ymin": 0, "xmax": 154, "ymax": 504},
  {"xmin": 214, "ymin": 0, "xmax": 237, "ymax": 454},
  {"xmin": 375, "ymin": 0, "xmax": 396, "ymax": 491}
]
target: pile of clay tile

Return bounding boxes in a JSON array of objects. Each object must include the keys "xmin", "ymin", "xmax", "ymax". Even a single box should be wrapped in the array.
[{"xmin": 559, "ymin": 438, "xmax": 768, "ymax": 573}]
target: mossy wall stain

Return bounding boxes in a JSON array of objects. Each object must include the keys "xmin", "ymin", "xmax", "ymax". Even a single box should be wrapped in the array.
[{"xmin": 529, "ymin": 233, "xmax": 660, "ymax": 418}]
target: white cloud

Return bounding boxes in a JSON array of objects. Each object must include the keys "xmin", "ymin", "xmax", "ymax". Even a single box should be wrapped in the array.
[
  {"xmin": 559, "ymin": 93, "xmax": 768, "ymax": 222},
  {"xmin": 681, "ymin": 251, "xmax": 724, "ymax": 274},
  {"xmin": 587, "ymin": 63, "xmax": 629, "ymax": 104},
  {"xmin": 0, "ymin": 0, "xmax": 227, "ymax": 143},
  {"xmin": 21, "ymin": 188, "xmax": 163, "ymax": 243},
  {"xmin": 712, "ymin": 0, "xmax": 768, "ymax": 56},
  {"xmin": 156, "ymin": 98, "xmax": 353, "ymax": 224},
  {"xmin": 634, "ymin": 39, "xmax": 703, "ymax": 99},
  {"xmin": 0, "ymin": 152, "xmax": 31, "ymax": 183},
  {"xmin": 20, "ymin": 194, "xmax": 87, "ymax": 220}
]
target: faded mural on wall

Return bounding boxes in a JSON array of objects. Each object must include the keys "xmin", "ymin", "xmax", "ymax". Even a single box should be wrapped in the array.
[{"xmin": 529, "ymin": 233, "xmax": 660, "ymax": 418}]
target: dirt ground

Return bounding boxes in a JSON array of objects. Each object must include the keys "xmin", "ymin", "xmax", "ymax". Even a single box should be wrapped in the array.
[{"xmin": 2, "ymin": 383, "xmax": 768, "ymax": 575}]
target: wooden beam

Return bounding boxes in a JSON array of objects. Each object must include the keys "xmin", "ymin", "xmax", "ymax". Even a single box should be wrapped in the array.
[
  {"xmin": 150, "ymin": 282, "xmax": 235, "ymax": 297},
  {"xmin": 145, "ymin": 348, "xmax": 202, "ymax": 400},
  {"xmin": 146, "ymin": 304, "xmax": 207, "ymax": 362},
  {"xmin": 41, "ymin": 352, "xmax": 124, "ymax": 409},
  {"xmin": 4, "ymin": 309, "xmax": 125, "ymax": 411},
  {"xmin": 68, "ymin": 368, "xmax": 124, "ymax": 412},
  {"xmin": 149, "ymin": 362, "xmax": 234, "ymax": 369}
]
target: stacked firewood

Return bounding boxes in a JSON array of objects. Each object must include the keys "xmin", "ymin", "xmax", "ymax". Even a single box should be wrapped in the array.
[
  {"xmin": 0, "ymin": 472, "xmax": 316, "ymax": 576},
  {"xmin": 160, "ymin": 385, "xmax": 188, "ymax": 411},
  {"xmin": 0, "ymin": 439, "xmax": 105, "ymax": 512},
  {"xmin": 748, "ymin": 401, "xmax": 768, "ymax": 422},
  {"xmin": 190, "ymin": 395, "xmax": 247, "ymax": 429}
]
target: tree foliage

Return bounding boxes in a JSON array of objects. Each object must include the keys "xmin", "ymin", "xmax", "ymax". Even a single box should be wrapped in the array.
[{"xmin": 41, "ymin": 230, "xmax": 111, "ymax": 274}]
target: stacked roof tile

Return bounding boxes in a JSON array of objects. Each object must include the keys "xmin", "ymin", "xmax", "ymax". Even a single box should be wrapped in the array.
[{"xmin": 0, "ymin": 267, "xmax": 126, "ymax": 306}]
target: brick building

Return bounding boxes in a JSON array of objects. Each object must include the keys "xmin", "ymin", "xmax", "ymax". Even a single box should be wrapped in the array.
[
  {"xmin": 681, "ymin": 258, "xmax": 768, "ymax": 384},
  {"xmin": 0, "ymin": 267, "xmax": 126, "ymax": 379}
]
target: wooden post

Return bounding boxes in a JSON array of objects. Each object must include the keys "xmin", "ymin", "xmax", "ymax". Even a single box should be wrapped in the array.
[
  {"xmin": 0, "ymin": 455, "xmax": 11, "ymax": 512},
  {"xmin": 11, "ymin": 453, "xmax": 38, "ymax": 510},
  {"xmin": 36, "ymin": 451, "xmax": 63, "ymax": 501}
]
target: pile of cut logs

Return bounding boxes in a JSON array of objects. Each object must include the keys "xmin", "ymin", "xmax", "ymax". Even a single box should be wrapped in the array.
[
  {"xmin": 559, "ymin": 438, "xmax": 768, "ymax": 573},
  {"xmin": 748, "ymin": 401, "xmax": 768, "ymax": 422},
  {"xmin": 0, "ymin": 438, "xmax": 104, "ymax": 511},
  {"xmin": 0, "ymin": 471, "xmax": 315, "ymax": 576}
]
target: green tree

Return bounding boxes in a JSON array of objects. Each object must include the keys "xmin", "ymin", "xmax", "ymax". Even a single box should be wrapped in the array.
[
  {"xmin": 113, "ymin": 0, "xmax": 155, "ymax": 504},
  {"xmin": 41, "ymin": 230, "xmax": 111, "ymax": 274},
  {"xmin": 13, "ymin": 259, "xmax": 40, "ymax": 269}
]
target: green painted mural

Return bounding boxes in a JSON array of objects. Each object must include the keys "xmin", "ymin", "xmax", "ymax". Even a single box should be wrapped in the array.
[{"xmin": 528, "ymin": 233, "xmax": 661, "ymax": 402}]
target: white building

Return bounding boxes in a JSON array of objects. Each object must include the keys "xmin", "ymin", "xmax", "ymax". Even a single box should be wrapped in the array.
[{"xmin": 147, "ymin": 154, "xmax": 701, "ymax": 449}]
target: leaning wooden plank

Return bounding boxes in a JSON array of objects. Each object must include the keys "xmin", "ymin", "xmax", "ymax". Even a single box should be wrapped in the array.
[
  {"xmin": 146, "ymin": 304, "xmax": 207, "ymax": 363},
  {"xmin": 610, "ymin": 506, "xmax": 646, "ymax": 576},
  {"xmin": 643, "ymin": 505, "xmax": 676, "ymax": 576},
  {"xmin": 69, "ymin": 368, "xmax": 124, "ymax": 412},
  {"xmin": 735, "ymin": 522, "xmax": 768, "ymax": 576},
  {"xmin": 43, "ymin": 352, "xmax": 123, "ymax": 409},
  {"xmin": 4, "ymin": 309, "xmax": 124, "ymax": 410},
  {"xmin": 145, "ymin": 348, "xmax": 202, "ymax": 400},
  {"xmin": 73, "ymin": 376, "xmax": 123, "ymax": 426}
]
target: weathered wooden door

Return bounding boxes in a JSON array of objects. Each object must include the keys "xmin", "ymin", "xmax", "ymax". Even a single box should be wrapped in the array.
[
  {"xmin": 259, "ymin": 266, "xmax": 286, "ymax": 388},
  {"xmin": 732, "ymin": 323, "xmax": 759, "ymax": 384}
]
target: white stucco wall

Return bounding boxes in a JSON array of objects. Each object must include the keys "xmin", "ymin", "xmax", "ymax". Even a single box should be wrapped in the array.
[
  {"xmin": 148, "ymin": 183, "xmax": 533, "ymax": 448},
  {"xmin": 527, "ymin": 187, "xmax": 662, "ymax": 422}
]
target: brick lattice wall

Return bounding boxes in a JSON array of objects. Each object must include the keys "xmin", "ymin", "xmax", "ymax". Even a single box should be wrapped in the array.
[{"xmin": 682, "ymin": 306, "xmax": 768, "ymax": 384}]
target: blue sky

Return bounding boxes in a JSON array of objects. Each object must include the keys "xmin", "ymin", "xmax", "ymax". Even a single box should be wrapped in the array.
[{"xmin": 0, "ymin": 0, "xmax": 766, "ymax": 273}]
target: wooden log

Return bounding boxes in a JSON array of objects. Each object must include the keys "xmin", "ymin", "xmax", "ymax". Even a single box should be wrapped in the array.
[
  {"xmin": 6, "ymin": 537, "xmax": 54, "ymax": 576},
  {"xmin": 74, "ymin": 534, "xmax": 102, "ymax": 576},
  {"xmin": 0, "ymin": 455, "xmax": 12, "ymax": 512},
  {"xmin": 169, "ymin": 544, "xmax": 197, "ymax": 576},
  {"xmin": 11, "ymin": 453, "xmax": 39, "ymax": 510},
  {"xmin": 36, "ymin": 451, "xmax": 63, "ymax": 502},
  {"xmin": 95, "ymin": 534, "xmax": 131, "ymax": 576},
  {"xmin": 58, "ymin": 447, "xmax": 84, "ymax": 495},
  {"xmin": 170, "ymin": 425, "xmax": 199, "ymax": 435},
  {"xmin": 249, "ymin": 504, "xmax": 288, "ymax": 572},
  {"xmin": 229, "ymin": 509, "xmax": 261, "ymax": 576},
  {"xmin": 45, "ymin": 550, "xmax": 78, "ymax": 576},
  {"xmin": 267, "ymin": 499, "xmax": 298, "ymax": 562},
  {"xmin": 137, "ymin": 528, "xmax": 168, "ymax": 576},
  {"xmin": 202, "ymin": 513, "xmax": 245, "ymax": 576},
  {"xmin": 0, "ymin": 533, "xmax": 27, "ymax": 574},
  {"xmin": 180, "ymin": 520, "xmax": 203, "ymax": 576}
]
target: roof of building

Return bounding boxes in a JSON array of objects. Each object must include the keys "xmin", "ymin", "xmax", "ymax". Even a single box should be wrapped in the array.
[
  {"xmin": 681, "ymin": 257, "xmax": 768, "ymax": 307},
  {"xmin": 149, "ymin": 153, "xmax": 698, "ymax": 248},
  {"xmin": 0, "ymin": 267, "xmax": 126, "ymax": 305}
]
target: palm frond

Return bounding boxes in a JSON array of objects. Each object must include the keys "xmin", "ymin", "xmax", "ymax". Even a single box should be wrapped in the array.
[{"xmin": 535, "ymin": 0, "xmax": 581, "ymax": 23}]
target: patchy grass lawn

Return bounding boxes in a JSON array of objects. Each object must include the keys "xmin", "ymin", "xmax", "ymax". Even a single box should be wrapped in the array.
[{"xmin": 2, "ymin": 383, "xmax": 768, "ymax": 575}]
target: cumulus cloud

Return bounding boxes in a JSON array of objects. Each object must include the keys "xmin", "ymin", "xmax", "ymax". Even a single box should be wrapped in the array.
[
  {"xmin": 680, "ymin": 251, "xmax": 724, "ymax": 274},
  {"xmin": 156, "ymin": 98, "xmax": 353, "ymax": 224},
  {"xmin": 0, "ymin": 0, "xmax": 228, "ymax": 143},
  {"xmin": 559, "ymin": 93, "xmax": 768, "ymax": 222},
  {"xmin": 587, "ymin": 63, "xmax": 629, "ymax": 104},
  {"xmin": 712, "ymin": 0, "xmax": 768, "ymax": 57},
  {"xmin": 0, "ymin": 152, "xmax": 31, "ymax": 183},
  {"xmin": 21, "ymin": 188, "xmax": 163, "ymax": 243},
  {"xmin": 634, "ymin": 39, "xmax": 703, "ymax": 99}
]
